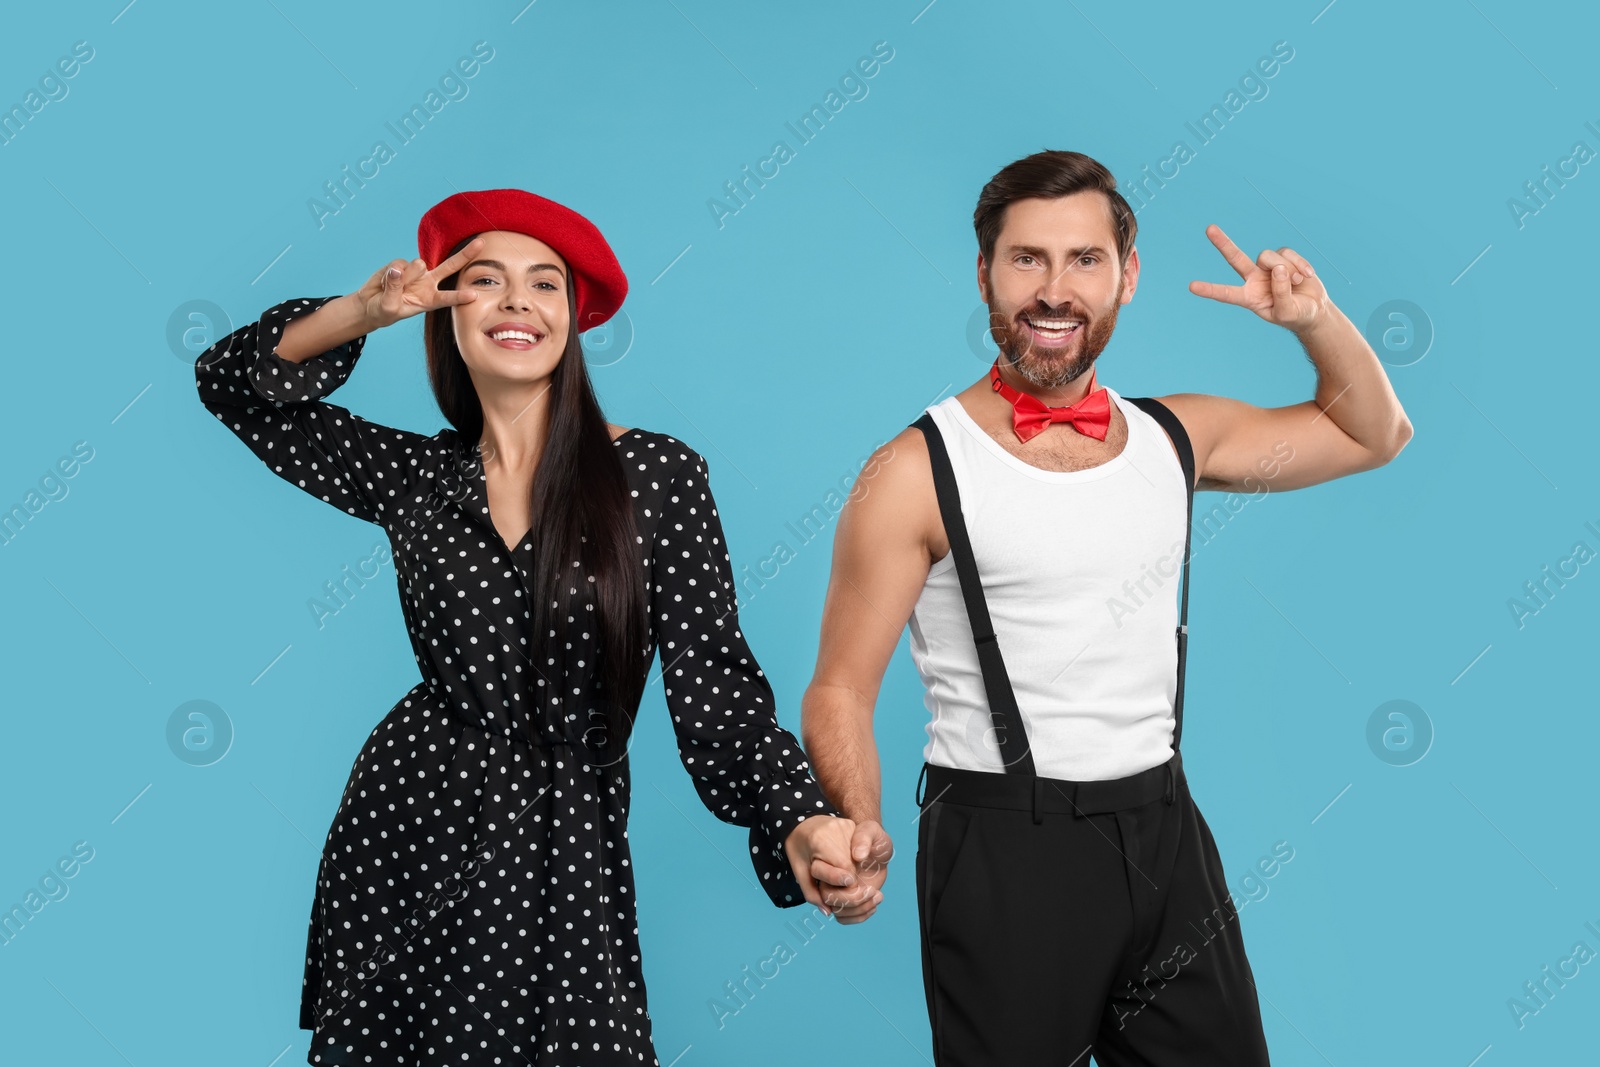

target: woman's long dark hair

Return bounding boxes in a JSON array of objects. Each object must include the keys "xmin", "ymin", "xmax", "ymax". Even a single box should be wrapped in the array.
[{"xmin": 424, "ymin": 235, "xmax": 646, "ymax": 763}]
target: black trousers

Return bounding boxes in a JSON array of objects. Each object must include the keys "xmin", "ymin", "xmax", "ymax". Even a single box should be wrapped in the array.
[{"xmin": 915, "ymin": 753, "xmax": 1271, "ymax": 1066}]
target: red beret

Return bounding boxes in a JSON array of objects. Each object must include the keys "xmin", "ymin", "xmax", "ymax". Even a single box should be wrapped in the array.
[{"xmin": 416, "ymin": 188, "xmax": 628, "ymax": 331}]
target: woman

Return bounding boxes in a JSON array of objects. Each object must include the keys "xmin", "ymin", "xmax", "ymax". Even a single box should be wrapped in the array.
[{"xmin": 195, "ymin": 188, "xmax": 871, "ymax": 1065}]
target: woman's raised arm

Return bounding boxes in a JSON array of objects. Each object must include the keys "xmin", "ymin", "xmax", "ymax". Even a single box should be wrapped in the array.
[
  {"xmin": 194, "ymin": 295, "xmax": 421, "ymax": 526},
  {"xmin": 276, "ymin": 242, "xmax": 484, "ymax": 362},
  {"xmin": 193, "ymin": 242, "xmax": 487, "ymax": 527}
]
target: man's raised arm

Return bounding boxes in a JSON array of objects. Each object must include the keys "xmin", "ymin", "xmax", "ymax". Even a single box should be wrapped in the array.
[{"xmin": 1164, "ymin": 224, "xmax": 1414, "ymax": 494}]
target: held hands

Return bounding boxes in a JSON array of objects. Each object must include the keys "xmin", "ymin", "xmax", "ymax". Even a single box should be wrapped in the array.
[
  {"xmin": 784, "ymin": 815, "xmax": 894, "ymax": 925},
  {"xmin": 1188, "ymin": 223, "xmax": 1329, "ymax": 335},
  {"xmin": 834, "ymin": 820, "xmax": 894, "ymax": 925},
  {"xmin": 354, "ymin": 236, "xmax": 485, "ymax": 330}
]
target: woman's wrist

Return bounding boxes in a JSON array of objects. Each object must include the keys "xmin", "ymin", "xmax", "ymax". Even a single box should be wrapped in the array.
[{"xmin": 275, "ymin": 293, "xmax": 376, "ymax": 364}]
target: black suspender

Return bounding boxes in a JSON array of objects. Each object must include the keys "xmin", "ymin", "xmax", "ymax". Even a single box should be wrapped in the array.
[
  {"xmin": 911, "ymin": 396, "xmax": 1195, "ymax": 776},
  {"xmin": 914, "ymin": 410, "xmax": 1039, "ymax": 776},
  {"xmin": 1124, "ymin": 396, "xmax": 1196, "ymax": 750}
]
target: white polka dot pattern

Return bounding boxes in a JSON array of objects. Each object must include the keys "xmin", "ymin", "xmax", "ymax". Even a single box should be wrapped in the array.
[{"xmin": 195, "ymin": 296, "xmax": 840, "ymax": 1065}]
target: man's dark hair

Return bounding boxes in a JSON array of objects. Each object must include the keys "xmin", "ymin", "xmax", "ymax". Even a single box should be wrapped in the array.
[{"xmin": 973, "ymin": 150, "xmax": 1137, "ymax": 268}]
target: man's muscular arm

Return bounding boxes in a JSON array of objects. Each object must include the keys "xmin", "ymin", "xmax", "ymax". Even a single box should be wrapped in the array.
[
  {"xmin": 1165, "ymin": 224, "xmax": 1414, "ymax": 494},
  {"xmin": 802, "ymin": 429, "xmax": 938, "ymax": 923}
]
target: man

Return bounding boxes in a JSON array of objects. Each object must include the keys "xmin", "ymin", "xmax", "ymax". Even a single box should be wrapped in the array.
[{"xmin": 800, "ymin": 150, "xmax": 1412, "ymax": 1064}]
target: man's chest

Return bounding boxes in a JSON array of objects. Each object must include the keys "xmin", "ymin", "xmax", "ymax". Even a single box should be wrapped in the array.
[{"xmin": 976, "ymin": 412, "xmax": 1131, "ymax": 473}]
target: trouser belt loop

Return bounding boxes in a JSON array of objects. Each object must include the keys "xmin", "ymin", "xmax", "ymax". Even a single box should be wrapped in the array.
[
  {"xmin": 915, "ymin": 762, "xmax": 930, "ymax": 808},
  {"xmin": 1164, "ymin": 760, "xmax": 1176, "ymax": 805},
  {"xmin": 1031, "ymin": 776, "xmax": 1044, "ymax": 825},
  {"xmin": 1065, "ymin": 778, "xmax": 1084, "ymax": 819}
]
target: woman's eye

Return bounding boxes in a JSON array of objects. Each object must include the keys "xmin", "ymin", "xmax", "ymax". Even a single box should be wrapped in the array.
[{"xmin": 468, "ymin": 276, "xmax": 557, "ymax": 291}]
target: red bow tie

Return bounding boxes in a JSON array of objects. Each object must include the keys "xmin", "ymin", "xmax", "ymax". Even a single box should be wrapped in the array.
[{"xmin": 989, "ymin": 360, "xmax": 1111, "ymax": 443}]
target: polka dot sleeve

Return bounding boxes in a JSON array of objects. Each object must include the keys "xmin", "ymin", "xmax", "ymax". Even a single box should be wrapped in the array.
[
  {"xmin": 194, "ymin": 295, "xmax": 432, "ymax": 526},
  {"xmin": 654, "ymin": 450, "xmax": 843, "ymax": 908}
]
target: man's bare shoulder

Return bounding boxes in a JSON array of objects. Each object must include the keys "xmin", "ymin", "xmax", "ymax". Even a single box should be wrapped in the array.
[
  {"xmin": 839, "ymin": 422, "xmax": 942, "ymax": 563},
  {"xmin": 852, "ymin": 423, "xmax": 930, "ymax": 500},
  {"xmin": 1147, "ymin": 392, "xmax": 1222, "ymax": 426}
]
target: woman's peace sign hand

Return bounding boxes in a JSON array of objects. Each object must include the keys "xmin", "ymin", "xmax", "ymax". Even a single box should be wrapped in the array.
[
  {"xmin": 355, "ymin": 236, "xmax": 485, "ymax": 330},
  {"xmin": 1188, "ymin": 224, "xmax": 1328, "ymax": 334}
]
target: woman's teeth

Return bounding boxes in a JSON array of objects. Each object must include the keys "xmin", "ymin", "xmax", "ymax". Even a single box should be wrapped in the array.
[{"xmin": 489, "ymin": 329, "xmax": 541, "ymax": 346}]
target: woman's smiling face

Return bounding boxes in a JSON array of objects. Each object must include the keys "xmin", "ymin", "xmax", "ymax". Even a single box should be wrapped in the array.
[{"xmin": 450, "ymin": 229, "xmax": 572, "ymax": 385}]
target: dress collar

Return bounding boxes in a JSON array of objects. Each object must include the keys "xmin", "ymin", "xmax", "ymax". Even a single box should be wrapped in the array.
[{"xmin": 442, "ymin": 431, "xmax": 514, "ymax": 548}]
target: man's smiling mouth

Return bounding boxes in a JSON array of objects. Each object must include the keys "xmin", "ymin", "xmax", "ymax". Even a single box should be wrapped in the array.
[{"xmin": 1022, "ymin": 315, "xmax": 1082, "ymax": 342}]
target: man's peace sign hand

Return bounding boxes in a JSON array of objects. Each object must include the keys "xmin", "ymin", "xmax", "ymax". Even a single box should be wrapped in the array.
[
  {"xmin": 355, "ymin": 236, "xmax": 486, "ymax": 331},
  {"xmin": 1188, "ymin": 224, "xmax": 1328, "ymax": 335}
]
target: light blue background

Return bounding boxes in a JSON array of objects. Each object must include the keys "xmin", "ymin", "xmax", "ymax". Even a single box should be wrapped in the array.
[{"xmin": 2, "ymin": 2, "xmax": 1596, "ymax": 1065}]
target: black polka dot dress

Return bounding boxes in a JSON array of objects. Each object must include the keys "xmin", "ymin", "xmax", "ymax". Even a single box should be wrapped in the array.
[{"xmin": 195, "ymin": 296, "xmax": 840, "ymax": 1065}]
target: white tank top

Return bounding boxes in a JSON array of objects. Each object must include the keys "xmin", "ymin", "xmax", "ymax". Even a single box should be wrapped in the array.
[{"xmin": 908, "ymin": 387, "xmax": 1188, "ymax": 782}]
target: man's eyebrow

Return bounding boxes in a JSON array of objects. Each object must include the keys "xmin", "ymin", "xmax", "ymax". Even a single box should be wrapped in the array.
[
  {"xmin": 1002, "ymin": 243, "xmax": 1112, "ymax": 259},
  {"xmin": 462, "ymin": 258, "xmax": 564, "ymax": 274}
]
